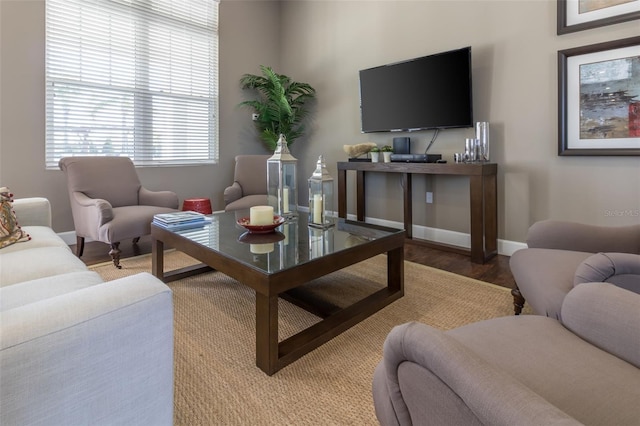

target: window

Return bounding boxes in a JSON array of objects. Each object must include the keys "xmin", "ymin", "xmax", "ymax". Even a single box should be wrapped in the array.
[{"xmin": 45, "ymin": 0, "xmax": 219, "ymax": 169}]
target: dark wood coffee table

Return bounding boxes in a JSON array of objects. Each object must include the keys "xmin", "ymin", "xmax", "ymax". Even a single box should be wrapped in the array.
[{"xmin": 151, "ymin": 210, "xmax": 404, "ymax": 375}]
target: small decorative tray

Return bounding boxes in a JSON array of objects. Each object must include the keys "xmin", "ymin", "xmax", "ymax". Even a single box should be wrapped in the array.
[{"xmin": 236, "ymin": 215, "xmax": 285, "ymax": 234}]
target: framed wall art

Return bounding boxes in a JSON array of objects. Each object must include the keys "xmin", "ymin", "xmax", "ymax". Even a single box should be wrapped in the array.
[
  {"xmin": 558, "ymin": 36, "xmax": 640, "ymax": 156},
  {"xmin": 557, "ymin": 0, "xmax": 640, "ymax": 34}
]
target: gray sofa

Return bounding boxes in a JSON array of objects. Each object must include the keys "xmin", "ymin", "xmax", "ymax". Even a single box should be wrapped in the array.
[
  {"xmin": 0, "ymin": 197, "xmax": 174, "ymax": 425},
  {"xmin": 510, "ymin": 220, "xmax": 640, "ymax": 318},
  {"xmin": 372, "ymin": 281, "xmax": 640, "ymax": 426}
]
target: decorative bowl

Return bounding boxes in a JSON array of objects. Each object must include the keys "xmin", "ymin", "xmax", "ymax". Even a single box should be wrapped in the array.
[{"xmin": 236, "ymin": 215, "xmax": 285, "ymax": 234}]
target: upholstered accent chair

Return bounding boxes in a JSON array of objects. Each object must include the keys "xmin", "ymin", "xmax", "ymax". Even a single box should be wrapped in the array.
[
  {"xmin": 372, "ymin": 282, "xmax": 640, "ymax": 426},
  {"xmin": 223, "ymin": 155, "xmax": 269, "ymax": 211},
  {"xmin": 509, "ymin": 220, "xmax": 640, "ymax": 318},
  {"xmin": 59, "ymin": 156, "xmax": 179, "ymax": 268}
]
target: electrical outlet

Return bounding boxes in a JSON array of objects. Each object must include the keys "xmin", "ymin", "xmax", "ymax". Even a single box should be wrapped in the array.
[
  {"xmin": 426, "ymin": 192, "xmax": 433, "ymax": 204},
  {"xmin": 252, "ymin": 113, "xmax": 259, "ymax": 121}
]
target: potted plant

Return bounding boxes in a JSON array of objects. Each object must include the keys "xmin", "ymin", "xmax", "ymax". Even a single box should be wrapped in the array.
[
  {"xmin": 238, "ymin": 65, "xmax": 316, "ymax": 151},
  {"xmin": 381, "ymin": 145, "xmax": 393, "ymax": 162},
  {"xmin": 370, "ymin": 146, "xmax": 380, "ymax": 163}
]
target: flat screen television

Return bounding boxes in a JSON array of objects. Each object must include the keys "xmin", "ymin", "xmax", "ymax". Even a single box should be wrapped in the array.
[{"xmin": 359, "ymin": 46, "xmax": 473, "ymax": 133}]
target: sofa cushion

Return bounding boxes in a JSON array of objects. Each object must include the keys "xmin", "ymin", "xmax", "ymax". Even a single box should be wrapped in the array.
[
  {"xmin": 0, "ymin": 271, "xmax": 104, "ymax": 312},
  {"xmin": 447, "ymin": 315, "xmax": 640, "ymax": 425},
  {"xmin": 0, "ymin": 188, "xmax": 30, "ymax": 249},
  {"xmin": 0, "ymin": 226, "xmax": 69, "ymax": 254},
  {"xmin": 0, "ymin": 247, "xmax": 88, "ymax": 287},
  {"xmin": 562, "ymin": 282, "xmax": 640, "ymax": 369}
]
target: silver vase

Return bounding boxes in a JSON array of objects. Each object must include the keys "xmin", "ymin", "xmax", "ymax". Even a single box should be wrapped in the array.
[{"xmin": 475, "ymin": 122, "xmax": 490, "ymax": 162}]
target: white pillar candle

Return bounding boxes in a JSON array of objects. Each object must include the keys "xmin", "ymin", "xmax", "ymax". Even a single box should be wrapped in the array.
[
  {"xmin": 250, "ymin": 205, "xmax": 274, "ymax": 225},
  {"xmin": 250, "ymin": 243, "xmax": 274, "ymax": 254},
  {"xmin": 282, "ymin": 187, "xmax": 290, "ymax": 213},
  {"xmin": 313, "ymin": 194, "xmax": 323, "ymax": 224}
]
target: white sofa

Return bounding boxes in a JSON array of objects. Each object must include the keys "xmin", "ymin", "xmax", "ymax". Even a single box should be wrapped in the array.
[{"xmin": 0, "ymin": 198, "xmax": 174, "ymax": 425}]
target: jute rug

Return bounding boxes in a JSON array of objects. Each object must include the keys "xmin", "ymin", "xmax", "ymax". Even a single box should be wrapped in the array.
[{"xmin": 90, "ymin": 251, "xmax": 526, "ymax": 425}]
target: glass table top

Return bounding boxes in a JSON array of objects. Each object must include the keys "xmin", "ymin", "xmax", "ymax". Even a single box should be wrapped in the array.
[{"xmin": 168, "ymin": 209, "xmax": 403, "ymax": 275}]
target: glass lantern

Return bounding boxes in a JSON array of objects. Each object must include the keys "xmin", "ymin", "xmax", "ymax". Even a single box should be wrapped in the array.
[
  {"xmin": 267, "ymin": 134, "xmax": 297, "ymax": 218},
  {"xmin": 308, "ymin": 155, "xmax": 334, "ymax": 228}
]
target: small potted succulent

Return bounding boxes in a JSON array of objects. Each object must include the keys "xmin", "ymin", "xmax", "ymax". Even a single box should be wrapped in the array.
[
  {"xmin": 381, "ymin": 145, "xmax": 393, "ymax": 162},
  {"xmin": 370, "ymin": 146, "xmax": 380, "ymax": 162}
]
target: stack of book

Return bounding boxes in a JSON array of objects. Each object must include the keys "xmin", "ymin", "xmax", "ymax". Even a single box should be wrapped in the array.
[{"xmin": 153, "ymin": 211, "xmax": 208, "ymax": 231}]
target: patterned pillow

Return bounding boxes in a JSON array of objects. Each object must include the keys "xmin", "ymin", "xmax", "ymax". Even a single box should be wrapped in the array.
[{"xmin": 0, "ymin": 187, "xmax": 31, "ymax": 249}]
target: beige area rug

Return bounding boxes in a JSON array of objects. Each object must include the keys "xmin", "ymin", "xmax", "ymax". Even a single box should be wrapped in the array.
[{"xmin": 90, "ymin": 251, "xmax": 527, "ymax": 425}]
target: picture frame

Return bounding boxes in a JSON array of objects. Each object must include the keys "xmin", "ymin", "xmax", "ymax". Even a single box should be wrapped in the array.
[
  {"xmin": 558, "ymin": 36, "xmax": 640, "ymax": 156},
  {"xmin": 557, "ymin": 0, "xmax": 640, "ymax": 34}
]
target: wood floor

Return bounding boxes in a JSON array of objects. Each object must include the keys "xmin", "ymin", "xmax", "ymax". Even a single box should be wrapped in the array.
[{"xmin": 73, "ymin": 236, "xmax": 516, "ymax": 290}]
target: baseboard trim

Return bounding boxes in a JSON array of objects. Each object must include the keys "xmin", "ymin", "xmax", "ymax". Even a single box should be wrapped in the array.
[
  {"xmin": 344, "ymin": 213, "xmax": 526, "ymax": 257},
  {"xmin": 57, "ymin": 211, "xmax": 526, "ymax": 257}
]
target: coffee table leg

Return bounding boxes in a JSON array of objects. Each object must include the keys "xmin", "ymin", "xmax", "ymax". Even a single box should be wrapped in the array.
[
  {"xmin": 255, "ymin": 293, "xmax": 279, "ymax": 375},
  {"xmin": 152, "ymin": 238, "xmax": 164, "ymax": 280}
]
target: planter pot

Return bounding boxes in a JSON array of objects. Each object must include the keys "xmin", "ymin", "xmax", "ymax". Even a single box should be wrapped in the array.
[
  {"xmin": 383, "ymin": 152, "xmax": 392, "ymax": 162},
  {"xmin": 371, "ymin": 152, "xmax": 380, "ymax": 162}
]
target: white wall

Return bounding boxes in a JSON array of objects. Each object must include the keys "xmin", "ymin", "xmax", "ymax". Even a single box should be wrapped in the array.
[
  {"xmin": 1, "ymin": 0, "xmax": 638, "ymax": 244},
  {"xmin": 280, "ymin": 0, "xmax": 640, "ymax": 242}
]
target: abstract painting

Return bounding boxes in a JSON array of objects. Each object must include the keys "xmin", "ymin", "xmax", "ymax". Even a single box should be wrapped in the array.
[
  {"xmin": 558, "ymin": 36, "xmax": 640, "ymax": 155},
  {"xmin": 558, "ymin": 0, "xmax": 640, "ymax": 34}
]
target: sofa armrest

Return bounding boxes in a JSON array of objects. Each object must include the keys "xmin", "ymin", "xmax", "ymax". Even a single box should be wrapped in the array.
[
  {"xmin": 11, "ymin": 198, "xmax": 52, "ymax": 227},
  {"xmin": 526, "ymin": 220, "xmax": 640, "ymax": 254},
  {"xmin": 376, "ymin": 322, "xmax": 580, "ymax": 426},
  {"xmin": 139, "ymin": 186, "xmax": 179, "ymax": 209},
  {"xmin": 562, "ymin": 282, "xmax": 640, "ymax": 369},
  {"xmin": 0, "ymin": 273, "xmax": 174, "ymax": 425},
  {"xmin": 574, "ymin": 252, "xmax": 640, "ymax": 292},
  {"xmin": 223, "ymin": 182, "xmax": 243, "ymax": 205}
]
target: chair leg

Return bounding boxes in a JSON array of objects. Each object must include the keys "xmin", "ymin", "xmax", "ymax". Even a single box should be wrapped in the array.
[
  {"xmin": 511, "ymin": 286, "xmax": 525, "ymax": 315},
  {"xmin": 76, "ymin": 236, "xmax": 85, "ymax": 257},
  {"xmin": 109, "ymin": 242, "xmax": 122, "ymax": 269}
]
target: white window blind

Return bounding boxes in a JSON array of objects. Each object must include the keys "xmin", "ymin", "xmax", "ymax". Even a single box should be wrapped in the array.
[{"xmin": 45, "ymin": 0, "xmax": 219, "ymax": 169}]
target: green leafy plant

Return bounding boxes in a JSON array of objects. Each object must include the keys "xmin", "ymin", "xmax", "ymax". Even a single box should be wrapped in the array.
[
  {"xmin": 381, "ymin": 145, "xmax": 393, "ymax": 152},
  {"xmin": 238, "ymin": 65, "xmax": 316, "ymax": 151},
  {"xmin": 370, "ymin": 146, "xmax": 380, "ymax": 152}
]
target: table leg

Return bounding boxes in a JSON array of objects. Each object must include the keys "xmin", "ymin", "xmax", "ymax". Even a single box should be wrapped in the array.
[
  {"xmin": 469, "ymin": 175, "xmax": 484, "ymax": 263},
  {"xmin": 357, "ymin": 170, "xmax": 365, "ymax": 221},
  {"xmin": 255, "ymin": 293, "xmax": 279, "ymax": 375},
  {"xmin": 338, "ymin": 169, "xmax": 347, "ymax": 219},
  {"xmin": 484, "ymin": 173, "xmax": 498, "ymax": 258},
  {"xmin": 402, "ymin": 173, "xmax": 412, "ymax": 238},
  {"xmin": 152, "ymin": 238, "xmax": 164, "ymax": 280}
]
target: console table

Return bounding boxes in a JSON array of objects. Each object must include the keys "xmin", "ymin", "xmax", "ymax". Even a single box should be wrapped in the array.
[{"xmin": 337, "ymin": 161, "xmax": 498, "ymax": 264}]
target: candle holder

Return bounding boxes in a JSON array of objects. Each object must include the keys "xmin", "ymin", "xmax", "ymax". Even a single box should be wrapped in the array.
[
  {"xmin": 267, "ymin": 134, "xmax": 298, "ymax": 218},
  {"xmin": 308, "ymin": 155, "xmax": 334, "ymax": 228}
]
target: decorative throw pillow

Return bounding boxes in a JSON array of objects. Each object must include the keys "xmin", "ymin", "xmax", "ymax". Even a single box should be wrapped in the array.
[{"xmin": 0, "ymin": 187, "xmax": 31, "ymax": 249}]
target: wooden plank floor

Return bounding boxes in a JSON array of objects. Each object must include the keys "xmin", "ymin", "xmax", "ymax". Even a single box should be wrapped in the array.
[{"xmin": 73, "ymin": 235, "xmax": 516, "ymax": 290}]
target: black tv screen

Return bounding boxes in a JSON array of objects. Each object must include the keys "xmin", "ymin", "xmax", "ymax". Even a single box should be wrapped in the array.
[{"xmin": 359, "ymin": 46, "xmax": 473, "ymax": 133}]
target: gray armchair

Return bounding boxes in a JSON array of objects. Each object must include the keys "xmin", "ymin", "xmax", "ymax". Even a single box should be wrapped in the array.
[
  {"xmin": 59, "ymin": 156, "xmax": 179, "ymax": 268},
  {"xmin": 373, "ymin": 282, "xmax": 640, "ymax": 426},
  {"xmin": 510, "ymin": 220, "xmax": 640, "ymax": 318},
  {"xmin": 224, "ymin": 155, "xmax": 269, "ymax": 211}
]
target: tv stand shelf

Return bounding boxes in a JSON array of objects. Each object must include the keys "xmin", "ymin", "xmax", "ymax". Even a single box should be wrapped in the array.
[{"xmin": 337, "ymin": 161, "xmax": 498, "ymax": 264}]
